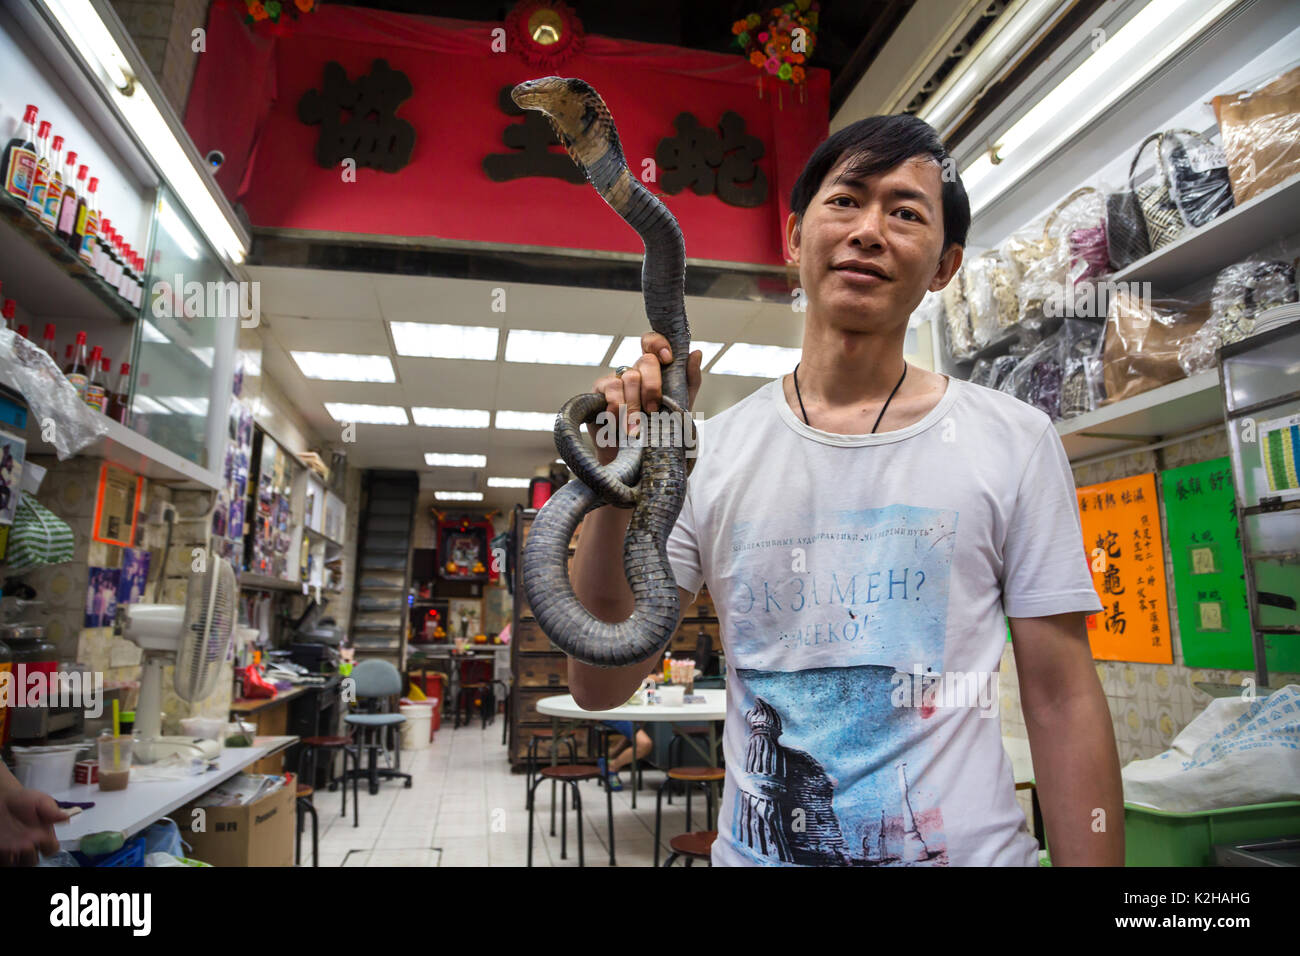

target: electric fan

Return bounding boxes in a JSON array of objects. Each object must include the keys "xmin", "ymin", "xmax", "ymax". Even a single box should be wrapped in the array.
[{"xmin": 120, "ymin": 557, "xmax": 238, "ymax": 763}]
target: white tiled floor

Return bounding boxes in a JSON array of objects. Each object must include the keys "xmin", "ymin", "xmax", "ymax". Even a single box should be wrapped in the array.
[{"xmin": 303, "ymin": 720, "xmax": 706, "ymax": 867}]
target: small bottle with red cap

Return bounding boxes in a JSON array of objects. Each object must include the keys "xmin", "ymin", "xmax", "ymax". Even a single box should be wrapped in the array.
[
  {"xmin": 40, "ymin": 135, "xmax": 64, "ymax": 229},
  {"xmin": 78, "ymin": 175, "xmax": 100, "ymax": 266},
  {"xmin": 64, "ymin": 330, "xmax": 91, "ymax": 399},
  {"xmin": 2, "ymin": 104, "xmax": 38, "ymax": 201},
  {"xmin": 25, "ymin": 120, "xmax": 52, "ymax": 216},
  {"xmin": 55, "ymin": 149, "xmax": 79, "ymax": 242},
  {"xmin": 1, "ymin": 299, "xmax": 15, "ymax": 332},
  {"xmin": 107, "ymin": 361, "xmax": 131, "ymax": 424},
  {"xmin": 84, "ymin": 348, "xmax": 108, "ymax": 411}
]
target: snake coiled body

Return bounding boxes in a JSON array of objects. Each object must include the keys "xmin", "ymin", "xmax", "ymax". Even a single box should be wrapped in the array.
[{"xmin": 513, "ymin": 77, "xmax": 692, "ymax": 668}]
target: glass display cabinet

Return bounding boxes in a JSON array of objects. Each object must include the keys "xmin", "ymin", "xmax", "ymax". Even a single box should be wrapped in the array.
[{"xmin": 1215, "ymin": 308, "xmax": 1300, "ymax": 696}]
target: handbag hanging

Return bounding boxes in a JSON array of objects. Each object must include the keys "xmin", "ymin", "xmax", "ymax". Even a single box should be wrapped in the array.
[
  {"xmin": 1132, "ymin": 132, "xmax": 1187, "ymax": 252},
  {"xmin": 1105, "ymin": 187, "xmax": 1151, "ymax": 272},
  {"xmin": 1212, "ymin": 64, "xmax": 1300, "ymax": 206},
  {"xmin": 1161, "ymin": 127, "xmax": 1235, "ymax": 228}
]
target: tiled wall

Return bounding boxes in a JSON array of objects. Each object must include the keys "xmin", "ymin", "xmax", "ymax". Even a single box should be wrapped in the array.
[{"xmin": 1000, "ymin": 426, "xmax": 1300, "ymax": 821}]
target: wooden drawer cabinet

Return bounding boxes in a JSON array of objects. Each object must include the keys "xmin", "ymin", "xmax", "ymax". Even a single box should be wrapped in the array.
[
  {"xmin": 514, "ymin": 619, "xmax": 554, "ymax": 653},
  {"xmin": 516, "ymin": 654, "xmax": 568, "ymax": 689},
  {"xmin": 515, "ymin": 687, "xmax": 564, "ymax": 725},
  {"xmin": 684, "ymin": 586, "xmax": 715, "ymax": 619}
]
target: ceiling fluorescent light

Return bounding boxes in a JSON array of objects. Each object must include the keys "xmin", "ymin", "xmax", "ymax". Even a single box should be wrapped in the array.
[
  {"xmin": 488, "ymin": 477, "xmax": 531, "ymax": 488},
  {"xmin": 325, "ymin": 403, "xmax": 408, "ymax": 425},
  {"xmin": 608, "ymin": 336, "xmax": 726, "ymax": 370},
  {"xmin": 495, "ymin": 410, "xmax": 556, "ymax": 431},
  {"xmin": 434, "ymin": 491, "xmax": 484, "ymax": 501},
  {"xmin": 38, "ymin": 0, "xmax": 247, "ymax": 264},
  {"xmin": 426, "ymin": 453, "xmax": 486, "ymax": 468},
  {"xmin": 412, "ymin": 407, "xmax": 491, "ymax": 428},
  {"xmin": 963, "ymin": 0, "xmax": 1241, "ymax": 215},
  {"xmin": 919, "ymin": 0, "xmax": 1060, "ymax": 136},
  {"xmin": 390, "ymin": 322, "xmax": 499, "ymax": 360},
  {"xmin": 710, "ymin": 343, "xmax": 801, "ymax": 378},
  {"xmin": 292, "ymin": 351, "xmax": 396, "ymax": 382},
  {"xmin": 505, "ymin": 330, "xmax": 613, "ymax": 366}
]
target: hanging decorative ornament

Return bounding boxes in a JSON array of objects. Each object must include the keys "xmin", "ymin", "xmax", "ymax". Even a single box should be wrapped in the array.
[
  {"xmin": 730, "ymin": 1, "xmax": 818, "ymax": 97},
  {"xmin": 227, "ymin": 0, "xmax": 319, "ymax": 36},
  {"xmin": 505, "ymin": 1, "xmax": 586, "ymax": 71}
]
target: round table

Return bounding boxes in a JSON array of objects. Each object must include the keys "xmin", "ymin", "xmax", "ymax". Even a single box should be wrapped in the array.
[{"xmin": 536, "ymin": 690, "xmax": 726, "ymax": 816}]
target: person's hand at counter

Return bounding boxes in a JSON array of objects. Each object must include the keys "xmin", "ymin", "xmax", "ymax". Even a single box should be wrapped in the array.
[{"xmin": 0, "ymin": 760, "xmax": 69, "ymax": 866}]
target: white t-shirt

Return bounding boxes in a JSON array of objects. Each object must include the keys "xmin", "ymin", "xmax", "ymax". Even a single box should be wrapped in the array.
[{"xmin": 666, "ymin": 374, "xmax": 1103, "ymax": 866}]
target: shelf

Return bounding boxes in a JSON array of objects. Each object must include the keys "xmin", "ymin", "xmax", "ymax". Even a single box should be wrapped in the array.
[
  {"xmin": 239, "ymin": 573, "xmax": 305, "ymax": 592},
  {"xmin": 0, "ymin": 195, "xmax": 138, "ymax": 324},
  {"xmin": 1056, "ymin": 369, "xmax": 1223, "ymax": 462},
  {"xmin": 304, "ymin": 525, "xmax": 343, "ymax": 549},
  {"xmin": 1110, "ymin": 172, "xmax": 1300, "ymax": 293},
  {"xmin": 24, "ymin": 408, "xmax": 222, "ymax": 489}
]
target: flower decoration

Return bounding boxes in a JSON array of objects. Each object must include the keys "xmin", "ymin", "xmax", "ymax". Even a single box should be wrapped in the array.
[
  {"xmin": 504, "ymin": 0, "xmax": 586, "ymax": 71},
  {"xmin": 730, "ymin": 1, "xmax": 818, "ymax": 85},
  {"xmin": 239, "ymin": 0, "xmax": 315, "ymax": 29}
]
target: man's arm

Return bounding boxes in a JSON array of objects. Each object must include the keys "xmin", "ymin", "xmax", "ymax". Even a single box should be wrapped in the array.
[
  {"xmin": 0, "ymin": 760, "xmax": 68, "ymax": 866},
  {"xmin": 1010, "ymin": 611, "xmax": 1124, "ymax": 866}
]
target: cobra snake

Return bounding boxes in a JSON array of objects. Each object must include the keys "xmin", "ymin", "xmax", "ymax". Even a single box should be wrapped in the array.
[{"xmin": 513, "ymin": 77, "xmax": 694, "ymax": 668}]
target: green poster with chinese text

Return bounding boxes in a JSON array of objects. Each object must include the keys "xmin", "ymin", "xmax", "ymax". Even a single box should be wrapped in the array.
[{"xmin": 1162, "ymin": 457, "xmax": 1300, "ymax": 671}]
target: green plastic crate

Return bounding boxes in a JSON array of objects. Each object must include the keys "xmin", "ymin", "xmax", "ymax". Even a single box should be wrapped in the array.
[{"xmin": 1045, "ymin": 801, "xmax": 1300, "ymax": 866}]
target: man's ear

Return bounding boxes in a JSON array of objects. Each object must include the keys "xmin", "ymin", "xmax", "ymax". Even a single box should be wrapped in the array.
[
  {"xmin": 928, "ymin": 242, "xmax": 963, "ymax": 292},
  {"xmin": 785, "ymin": 211, "xmax": 801, "ymax": 264}
]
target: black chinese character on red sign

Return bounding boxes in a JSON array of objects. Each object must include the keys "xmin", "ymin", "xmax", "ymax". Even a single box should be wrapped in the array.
[
  {"xmin": 656, "ymin": 111, "xmax": 768, "ymax": 207},
  {"xmin": 298, "ymin": 60, "xmax": 415, "ymax": 172},
  {"xmin": 482, "ymin": 85, "xmax": 585, "ymax": 184}
]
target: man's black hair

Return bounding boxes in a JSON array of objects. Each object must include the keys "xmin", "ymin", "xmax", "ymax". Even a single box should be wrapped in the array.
[{"xmin": 789, "ymin": 114, "xmax": 970, "ymax": 253}]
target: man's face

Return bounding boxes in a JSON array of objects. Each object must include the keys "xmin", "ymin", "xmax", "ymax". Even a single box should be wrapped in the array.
[{"xmin": 786, "ymin": 154, "xmax": 962, "ymax": 333}]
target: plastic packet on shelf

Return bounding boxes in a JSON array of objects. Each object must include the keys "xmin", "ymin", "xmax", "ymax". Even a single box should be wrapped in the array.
[
  {"xmin": 1180, "ymin": 255, "xmax": 1298, "ymax": 374},
  {"xmin": 999, "ymin": 319, "xmax": 1102, "ymax": 421},
  {"xmin": 964, "ymin": 252, "xmax": 1019, "ymax": 349},
  {"xmin": 1102, "ymin": 290, "xmax": 1211, "ymax": 403},
  {"xmin": 940, "ymin": 273, "xmax": 976, "ymax": 361},
  {"xmin": 1211, "ymin": 61, "xmax": 1300, "ymax": 207},
  {"xmin": 0, "ymin": 329, "xmax": 110, "ymax": 459}
]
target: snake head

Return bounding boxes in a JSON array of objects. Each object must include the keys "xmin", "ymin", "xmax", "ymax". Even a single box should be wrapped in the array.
[{"xmin": 511, "ymin": 77, "xmax": 610, "ymax": 159}]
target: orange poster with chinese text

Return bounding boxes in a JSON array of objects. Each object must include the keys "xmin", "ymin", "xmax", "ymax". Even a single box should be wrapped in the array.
[{"xmin": 1076, "ymin": 473, "xmax": 1173, "ymax": 663}]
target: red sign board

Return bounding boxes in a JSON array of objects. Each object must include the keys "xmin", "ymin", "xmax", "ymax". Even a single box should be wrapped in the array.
[{"xmin": 186, "ymin": 5, "xmax": 830, "ymax": 266}]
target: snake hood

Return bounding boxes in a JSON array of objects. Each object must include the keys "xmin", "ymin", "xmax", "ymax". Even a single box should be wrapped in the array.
[{"xmin": 510, "ymin": 77, "xmax": 625, "ymax": 175}]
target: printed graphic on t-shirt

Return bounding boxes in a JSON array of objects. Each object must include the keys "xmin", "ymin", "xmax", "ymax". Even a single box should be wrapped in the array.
[{"xmin": 721, "ymin": 503, "xmax": 959, "ymax": 866}]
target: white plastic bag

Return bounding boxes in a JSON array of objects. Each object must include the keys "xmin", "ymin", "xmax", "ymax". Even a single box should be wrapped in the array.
[{"xmin": 1121, "ymin": 684, "xmax": 1300, "ymax": 812}]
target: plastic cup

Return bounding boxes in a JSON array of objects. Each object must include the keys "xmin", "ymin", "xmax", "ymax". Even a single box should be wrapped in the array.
[{"xmin": 97, "ymin": 733, "xmax": 133, "ymax": 791}]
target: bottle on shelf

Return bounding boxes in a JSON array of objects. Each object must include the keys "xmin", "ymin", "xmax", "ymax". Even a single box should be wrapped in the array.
[
  {"xmin": 64, "ymin": 330, "xmax": 90, "ymax": 399},
  {"xmin": 106, "ymin": 361, "xmax": 130, "ymax": 424},
  {"xmin": 99, "ymin": 220, "xmax": 118, "ymax": 283},
  {"xmin": 2, "ymin": 105, "xmax": 38, "ymax": 202},
  {"xmin": 77, "ymin": 175, "xmax": 99, "ymax": 267},
  {"xmin": 15, "ymin": 324, "xmax": 28, "ymax": 339},
  {"xmin": 40, "ymin": 323, "xmax": 56, "ymax": 360},
  {"xmin": 24, "ymin": 120, "xmax": 51, "ymax": 217},
  {"xmin": 134, "ymin": 255, "xmax": 145, "ymax": 307},
  {"xmin": 84, "ymin": 348, "xmax": 107, "ymax": 411},
  {"xmin": 63, "ymin": 343, "xmax": 72, "ymax": 364},
  {"xmin": 55, "ymin": 150, "xmax": 79, "ymax": 244},
  {"xmin": 67, "ymin": 164, "xmax": 89, "ymax": 254},
  {"xmin": 39, "ymin": 135, "xmax": 63, "ymax": 230},
  {"xmin": 1, "ymin": 299, "xmax": 14, "ymax": 331}
]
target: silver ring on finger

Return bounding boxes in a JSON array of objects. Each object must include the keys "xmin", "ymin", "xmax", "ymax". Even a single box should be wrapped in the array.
[{"xmin": 614, "ymin": 366, "xmax": 630, "ymax": 378}]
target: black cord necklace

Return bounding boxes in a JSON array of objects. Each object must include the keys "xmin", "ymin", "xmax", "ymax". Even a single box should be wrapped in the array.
[{"xmin": 793, "ymin": 361, "xmax": 908, "ymax": 434}]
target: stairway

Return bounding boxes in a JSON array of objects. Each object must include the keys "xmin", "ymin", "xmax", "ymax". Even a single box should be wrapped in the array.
[{"xmin": 350, "ymin": 470, "xmax": 418, "ymax": 665}]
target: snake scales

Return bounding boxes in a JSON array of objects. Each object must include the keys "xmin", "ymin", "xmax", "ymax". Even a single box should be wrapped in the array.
[{"xmin": 513, "ymin": 77, "xmax": 694, "ymax": 668}]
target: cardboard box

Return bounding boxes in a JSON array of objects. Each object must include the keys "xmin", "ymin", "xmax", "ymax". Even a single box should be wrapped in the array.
[{"xmin": 177, "ymin": 778, "xmax": 295, "ymax": 867}]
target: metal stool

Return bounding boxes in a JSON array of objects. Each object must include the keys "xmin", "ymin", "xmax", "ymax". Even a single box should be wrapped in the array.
[
  {"xmin": 654, "ymin": 766, "xmax": 724, "ymax": 866},
  {"xmin": 525, "ymin": 729, "xmax": 578, "ymax": 820},
  {"xmin": 295, "ymin": 782, "xmax": 318, "ymax": 866},
  {"xmin": 663, "ymin": 830, "xmax": 717, "ymax": 867},
  {"xmin": 299, "ymin": 735, "xmax": 360, "ymax": 828},
  {"xmin": 526, "ymin": 764, "xmax": 611, "ymax": 867}
]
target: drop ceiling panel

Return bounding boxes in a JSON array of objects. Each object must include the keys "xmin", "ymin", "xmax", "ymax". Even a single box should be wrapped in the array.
[{"xmin": 247, "ymin": 266, "xmax": 384, "ymax": 321}]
